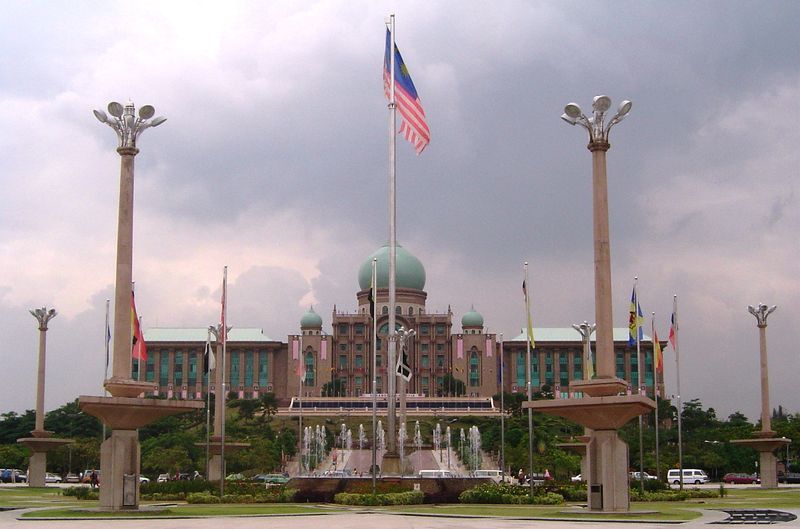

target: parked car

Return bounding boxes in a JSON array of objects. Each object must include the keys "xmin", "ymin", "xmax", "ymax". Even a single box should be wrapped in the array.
[
  {"xmin": 139, "ymin": 476, "xmax": 150, "ymax": 484},
  {"xmin": 722, "ymin": 473, "xmax": 760, "ymax": 484},
  {"xmin": 1, "ymin": 469, "xmax": 27, "ymax": 483},
  {"xmin": 157, "ymin": 473, "xmax": 171, "ymax": 483},
  {"xmin": 252, "ymin": 473, "xmax": 290, "ymax": 485},
  {"xmin": 225, "ymin": 473, "xmax": 245, "ymax": 481},
  {"xmin": 629, "ymin": 471, "xmax": 658, "ymax": 481},
  {"xmin": 44, "ymin": 473, "xmax": 63, "ymax": 483},
  {"xmin": 473, "ymin": 469, "xmax": 503, "ymax": 483},
  {"xmin": 571, "ymin": 473, "xmax": 584, "ymax": 482},
  {"xmin": 778, "ymin": 472, "xmax": 800, "ymax": 484},
  {"xmin": 65, "ymin": 473, "xmax": 81, "ymax": 483},
  {"xmin": 80, "ymin": 470, "xmax": 100, "ymax": 484},
  {"xmin": 667, "ymin": 468, "xmax": 710, "ymax": 485}
]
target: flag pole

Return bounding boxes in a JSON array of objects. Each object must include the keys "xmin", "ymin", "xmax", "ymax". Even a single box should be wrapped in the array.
[
  {"xmin": 371, "ymin": 258, "xmax": 378, "ymax": 493},
  {"xmin": 673, "ymin": 294, "xmax": 684, "ymax": 491},
  {"xmin": 298, "ymin": 335, "xmax": 303, "ymax": 476},
  {"xmin": 499, "ymin": 332, "xmax": 505, "ymax": 483},
  {"xmin": 103, "ymin": 299, "xmax": 110, "ymax": 441},
  {"xmin": 652, "ymin": 311, "xmax": 660, "ymax": 480},
  {"xmin": 386, "ymin": 12, "xmax": 398, "ymax": 459},
  {"xmin": 205, "ymin": 327, "xmax": 212, "ymax": 480},
  {"xmin": 137, "ymin": 316, "xmax": 144, "ymax": 381},
  {"xmin": 523, "ymin": 262, "xmax": 534, "ymax": 498},
  {"xmin": 219, "ymin": 266, "xmax": 228, "ymax": 496},
  {"xmin": 634, "ymin": 277, "xmax": 644, "ymax": 494}
]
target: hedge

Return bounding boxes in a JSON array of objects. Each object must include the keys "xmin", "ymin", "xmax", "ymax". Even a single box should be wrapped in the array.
[
  {"xmin": 459, "ymin": 483, "xmax": 564, "ymax": 505},
  {"xmin": 334, "ymin": 490, "xmax": 424, "ymax": 506}
]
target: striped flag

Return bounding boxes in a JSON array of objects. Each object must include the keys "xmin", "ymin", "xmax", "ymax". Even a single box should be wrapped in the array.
[
  {"xmin": 131, "ymin": 290, "xmax": 147, "ymax": 361},
  {"xmin": 668, "ymin": 312, "xmax": 677, "ymax": 350},
  {"xmin": 384, "ymin": 29, "xmax": 430, "ymax": 154}
]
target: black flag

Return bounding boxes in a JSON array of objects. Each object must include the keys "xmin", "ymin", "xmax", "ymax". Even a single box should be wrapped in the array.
[{"xmin": 396, "ymin": 345, "xmax": 412, "ymax": 382}]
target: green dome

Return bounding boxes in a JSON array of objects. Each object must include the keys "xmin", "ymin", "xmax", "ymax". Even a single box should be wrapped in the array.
[
  {"xmin": 357, "ymin": 244, "xmax": 426, "ymax": 291},
  {"xmin": 300, "ymin": 306, "xmax": 322, "ymax": 328},
  {"xmin": 461, "ymin": 306, "xmax": 484, "ymax": 328}
]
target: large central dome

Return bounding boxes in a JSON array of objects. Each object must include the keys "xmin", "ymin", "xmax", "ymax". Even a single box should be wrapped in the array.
[{"xmin": 357, "ymin": 243, "xmax": 426, "ymax": 291}]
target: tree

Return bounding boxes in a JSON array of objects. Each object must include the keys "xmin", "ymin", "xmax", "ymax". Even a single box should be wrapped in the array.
[
  {"xmin": 437, "ymin": 373, "xmax": 465, "ymax": 396},
  {"xmin": 322, "ymin": 378, "xmax": 346, "ymax": 397},
  {"xmin": 44, "ymin": 399, "xmax": 102, "ymax": 439}
]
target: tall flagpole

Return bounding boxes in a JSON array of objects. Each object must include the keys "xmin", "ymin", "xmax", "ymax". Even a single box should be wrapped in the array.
[
  {"xmin": 102, "ymin": 299, "xmax": 110, "ymax": 441},
  {"xmin": 499, "ymin": 332, "xmax": 505, "ymax": 483},
  {"xmin": 652, "ymin": 312, "xmax": 660, "ymax": 480},
  {"xmin": 219, "ymin": 266, "xmax": 228, "ymax": 496},
  {"xmin": 634, "ymin": 277, "xmax": 644, "ymax": 493},
  {"xmin": 386, "ymin": 13, "xmax": 398, "ymax": 458},
  {"xmin": 673, "ymin": 294, "xmax": 684, "ymax": 491},
  {"xmin": 298, "ymin": 334, "xmax": 303, "ymax": 475},
  {"xmin": 371, "ymin": 258, "xmax": 378, "ymax": 492},
  {"xmin": 204, "ymin": 335, "xmax": 211, "ymax": 480},
  {"xmin": 524, "ymin": 262, "xmax": 534, "ymax": 498}
]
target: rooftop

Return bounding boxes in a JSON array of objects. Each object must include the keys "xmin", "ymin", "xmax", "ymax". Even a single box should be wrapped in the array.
[{"xmin": 144, "ymin": 327, "xmax": 274, "ymax": 343}]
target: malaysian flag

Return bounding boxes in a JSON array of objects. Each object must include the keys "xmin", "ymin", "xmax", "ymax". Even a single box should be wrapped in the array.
[{"xmin": 384, "ymin": 29, "xmax": 430, "ymax": 154}]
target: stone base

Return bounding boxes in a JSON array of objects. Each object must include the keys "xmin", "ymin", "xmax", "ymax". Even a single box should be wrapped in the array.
[
  {"xmin": 196, "ymin": 439, "xmax": 251, "ymax": 481},
  {"xmin": 380, "ymin": 452, "xmax": 402, "ymax": 476},
  {"xmin": 570, "ymin": 377, "xmax": 628, "ymax": 397},
  {"xmin": 79, "ymin": 395, "xmax": 204, "ymax": 430},
  {"xmin": 587, "ymin": 430, "xmax": 630, "ymax": 512},
  {"xmin": 104, "ymin": 378, "xmax": 154, "ymax": 398},
  {"xmin": 730, "ymin": 436, "xmax": 791, "ymax": 489},
  {"xmin": 99, "ymin": 430, "xmax": 140, "ymax": 510},
  {"xmin": 17, "ymin": 436, "xmax": 74, "ymax": 487},
  {"xmin": 79, "ymin": 395, "xmax": 204, "ymax": 511},
  {"xmin": 524, "ymin": 394, "xmax": 655, "ymax": 430}
]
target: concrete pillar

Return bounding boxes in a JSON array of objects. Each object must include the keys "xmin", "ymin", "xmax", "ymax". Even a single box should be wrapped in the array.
[
  {"xmin": 99, "ymin": 430, "xmax": 140, "ymax": 510},
  {"xmin": 28, "ymin": 453, "xmax": 47, "ymax": 488},
  {"xmin": 761, "ymin": 451, "xmax": 778, "ymax": 488},
  {"xmin": 110, "ymin": 147, "xmax": 137, "ymax": 382},
  {"xmin": 208, "ymin": 454, "xmax": 223, "ymax": 481},
  {"xmin": 587, "ymin": 429, "xmax": 629, "ymax": 512}
]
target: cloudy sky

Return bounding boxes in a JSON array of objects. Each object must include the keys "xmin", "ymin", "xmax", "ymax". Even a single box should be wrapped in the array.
[{"xmin": 1, "ymin": 1, "xmax": 798, "ymax": 421}]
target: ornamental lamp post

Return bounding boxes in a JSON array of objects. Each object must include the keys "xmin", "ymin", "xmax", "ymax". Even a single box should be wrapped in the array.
[
  {"xmin": 92, "ymin": 101, "xmax": 165, "ymax": 395},
  {"xmin": 18, "ymin": 307, "xmax": 73, "ymax": 488},
  {"xmin": 561, "ymin": 96, "xmax": 631, "ymax": 384},
  {"xmin": 527, "ymin": 95, "xmax": 654, "ymax": 512},
  {"xmin": 731, "ymin": 303, "xmax": 789, "ymax": 488}
]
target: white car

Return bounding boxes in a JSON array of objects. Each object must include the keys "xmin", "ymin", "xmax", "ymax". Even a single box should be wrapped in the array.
[
  {"xmin": 630, "ymin": 471, "xmax": 658, "ymax": 481},
  {"xmin": 571, "ymin": 474, "xmax": 584, "ymax": 482},
  {"xmin": 45, "ymin": 473, "xmax": 62, "ymax": 483},
  {"xmin": 139, "ymin": 476, "xmax": 150, "ymax": 484}
]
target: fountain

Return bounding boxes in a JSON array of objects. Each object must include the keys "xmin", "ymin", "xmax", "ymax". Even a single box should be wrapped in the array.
[
  {"xmin": 346, "ymin": 429, "xmax": 352, "ymax": 451},
  {"xmin": 445, "ymin": 426, "xmax": 452, "ymax": 470},
  {"xmin": 460, "ymin": 428, "xmax": 466, "ymax": 464},
  {"xmin": 398, "ymin": 422, "xmax": 408, "ymax": 473},
  {"xmin": 433, "ymin": 423, "xmax": 442, "ymax": 461},
  {"xmin": 377, "ymin": 421, "xmax": 386, "ymax": 453},
  {"xmin": 359, "ymin": 424, "xmax": 366, "ymax": 450},
  {"xmin": 468, "ymin": 425, "xmax": 482, "ymax": 473},
  {"xmin": 413, "ymin": 421, "xmax": 422, "ymax": 471}
]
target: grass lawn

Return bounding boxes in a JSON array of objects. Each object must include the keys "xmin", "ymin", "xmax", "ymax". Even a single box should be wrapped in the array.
[
  {"xmin": 22, "ymin": 503, "xmax": 338, "ymax": 518},
  {"xmin": 10, "ymin": 485, "xmax": 800, "ymax": 521}
]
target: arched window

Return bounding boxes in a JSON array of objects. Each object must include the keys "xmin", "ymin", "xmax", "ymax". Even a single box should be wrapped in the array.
[
  {"xmin": 304, "ymin": 350, "xmax": 315, "ymax": 387},
  {"xmin": 382, "ymin": 306, "xmax": 388, "ymax": 315},
  {"xmin": 469, "ymin": 348, "xmax": 480, "ymax": 387},
  {"xmin": 395, "ymin": 306, "xmax": 402, "ymax": 315},
  {"xmin": 408, "ymin": 307, "xmax": 414, "ymax": 315}
]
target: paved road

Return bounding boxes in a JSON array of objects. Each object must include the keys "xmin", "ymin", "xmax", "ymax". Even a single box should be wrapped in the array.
[{"xmin": 3, "ymin": 508, "xmax": 800, "ymax": 529}]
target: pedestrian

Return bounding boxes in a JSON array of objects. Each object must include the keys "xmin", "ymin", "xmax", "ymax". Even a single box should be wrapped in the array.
[{"xmin": 90, "ymin": 469, "xmax": 98, "ymax": 489}]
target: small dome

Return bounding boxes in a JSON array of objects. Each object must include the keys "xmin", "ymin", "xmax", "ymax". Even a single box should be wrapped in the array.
[
  {"xmin": 357, "ymin": 243, "xmax": 426, "ymax": 291},
  {"xmin": 461, "ymin": 306, "xmax": 484, "ymax": 328},
  {"xmin": 300, "ymin": 306, "xmax": 323, "ymax": 329}
]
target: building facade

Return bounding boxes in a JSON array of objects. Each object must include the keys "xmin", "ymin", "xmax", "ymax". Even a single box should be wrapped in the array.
[{"xmin": 143, "ymin": 243, "xmax": 664, "ymax": 403}]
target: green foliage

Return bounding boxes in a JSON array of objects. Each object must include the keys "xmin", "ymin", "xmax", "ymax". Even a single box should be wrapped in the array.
[
  {"xmin": 141, "ymin": 479, "xmax": 215, "ymax": 495},
  {"xmin": 458, "ymin": 483, "xmax": 564, "ymax": 505},
  {"xmin": 334, "ymin": 490, "xmax": 424, "ymax": 506},
  {"xmin": 629, "ymin": 488, "xmax": 719, "ymax": 502},
  {"xmin": 43, "ymin": 399, "xmax": 103, "ymax": 438},
  {"xmin": 61, "ymin": 487, "xmax": 99, "ymax": 500},
  {"xmin": 437, "ymin": 373, "xmax": 465, "ymax": 397},
  {"xmin": 0, "ymin": 410, "xmax": 35, "ymax": 444},
  {"xmin": 0, "ymin": 444, "xmax": 30, "ymax": 469},
  {"xmin": 322, "ymin": 378, "xmax": 346, "ymax": 397},
  {"xmin": 186, "ymin": 492, "xmax": 220, "ymax": 504},
  {"xmin": 185, "ymin": 488, "xmax": 298, "ymax": 504}
]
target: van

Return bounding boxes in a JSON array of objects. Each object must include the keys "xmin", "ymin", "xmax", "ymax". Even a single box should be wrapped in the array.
[
  {"xmin": 418, "ymin": 469, "xmax": 454, "ymax": 478},
  {"xmin": 667, "ymin": 468, "xmax": 710, "ymax": 485},
  {"xmin": 473, "ymin": 469, "xmax": 503, "ymax": 482}
]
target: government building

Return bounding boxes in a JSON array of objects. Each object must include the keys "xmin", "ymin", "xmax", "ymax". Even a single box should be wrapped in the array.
[{"xmin": 140, "ymin": 244, "xmax": 664, "ymax": 408}]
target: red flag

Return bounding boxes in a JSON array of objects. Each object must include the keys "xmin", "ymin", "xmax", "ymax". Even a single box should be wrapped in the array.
[
  {"xmin": 220, "ymin": 268, "xmax": 227, "ymax": 346},
  {"xmin": 668, "ymin": 312, "xmax": 676, "ymax": 350},
  {"xmin": 131, "ymin": 290, "xmax": 147, "ymax": 361}
]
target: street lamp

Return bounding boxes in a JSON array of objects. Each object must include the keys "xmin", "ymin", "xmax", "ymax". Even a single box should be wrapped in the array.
[
  {"xmin": 92, "ymin": 100, "xmax": 166, "ymax": 393},
  {"xmin": 561, "ymin": 96, "xmax": 631, "ymax": 388}
]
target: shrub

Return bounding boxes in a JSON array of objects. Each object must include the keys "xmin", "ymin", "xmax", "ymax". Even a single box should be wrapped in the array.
[
  {"xmin": 187, "ymin": 492, "xmax": 221, "ymax": 504},
  {"xmin": 459, "ymin": 483, "xmax": 564, "ymax": 505},
  {"xmin": 334, "ymin": 490, "xmax": 424, "ymax": 506},
  {"xmin": 61, "ymin": 487, "xmax": 98, "ymax": 500},
  {"xmin": 629, "ymin": 488, "xmax": 718, "ymax": 502}
]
